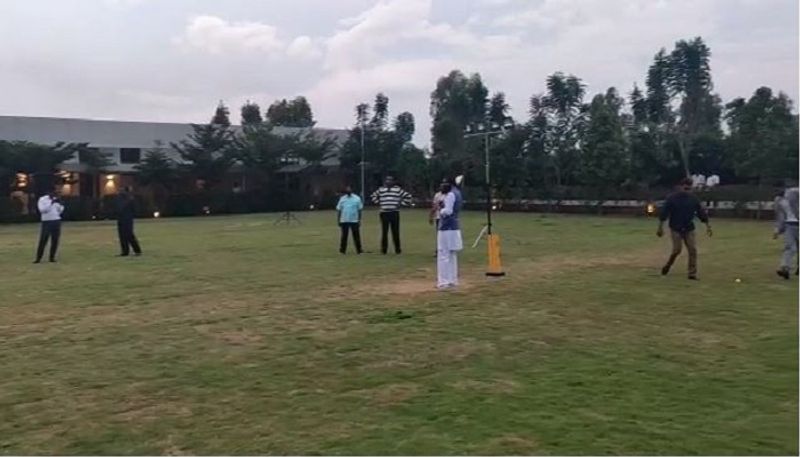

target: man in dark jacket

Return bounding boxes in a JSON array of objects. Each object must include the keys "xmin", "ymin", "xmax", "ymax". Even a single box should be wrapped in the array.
[
  {"xmin": 116, "ymin": 187, "xmax": 142, "ymax": 257},
  {"xmin": 657, "ymin": 177, "xmax": 713, "ymax": 280}
]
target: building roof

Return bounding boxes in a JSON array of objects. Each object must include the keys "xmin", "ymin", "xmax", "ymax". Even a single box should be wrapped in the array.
[
  {"xmin": 0, "ymin": 115, "xmax": 350, "ymax": 172},
  {"xmin": 0, "ymin": 115, "xmax": 348, "ymax": 147}
]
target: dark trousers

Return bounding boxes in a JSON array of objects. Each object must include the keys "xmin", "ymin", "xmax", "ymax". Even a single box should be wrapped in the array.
[
  {"xmin": 35, "ymin": 220, "xmax": 61, "ymax": 262},
  {"xmin": 664, "ymin": 229, "xmax": 697, "ymax": 276},
  {"xmin": 339, "ymin": 222, "xmax": 362, "ymax": 254},
  {"xmin": 117, "ymin": 218, "xmax": 142, "ymax": 256},
  {"xmin": 380, "ymin": 211, "xmax": 401, "ymax": 254}
]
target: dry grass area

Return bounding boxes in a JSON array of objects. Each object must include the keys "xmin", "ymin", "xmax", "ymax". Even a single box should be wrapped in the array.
[{"xmin": 0, "ymin": 210, "xmax": 796, "ymax": 455}]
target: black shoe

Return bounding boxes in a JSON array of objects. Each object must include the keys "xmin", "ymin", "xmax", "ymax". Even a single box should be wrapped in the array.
[
  {"xmin": 661, "ymin": 265, "xmax": 670, "ymax": 276},
  {"xmin": 777, "ymin": 269, "xmax": 790, "ymax": 280},
  {"xmin": 33, "ymin": 260, "xmax": 41, "ymax": 264},
  {"xmin": 688, "ymin": 275, "xmax": 698, "ymax": 281},
  {"xmin": 134, "ymin": 252, "xmax": 142, "ymax": 257},
  {"xmin": 49, "ymin": 259, "xmax": 57, "ymax": 263}
]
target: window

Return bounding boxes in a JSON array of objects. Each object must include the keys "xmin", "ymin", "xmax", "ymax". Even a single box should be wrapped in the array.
[{"xmin": 120, "ymin": 148, "xmax": 141, "ymax": 164}]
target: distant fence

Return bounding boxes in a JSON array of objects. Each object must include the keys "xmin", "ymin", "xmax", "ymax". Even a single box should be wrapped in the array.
[
  {"xmin": 458, "ymin": 198, "xmax": 776, "ymax": 219},
  {"xmin": 1, "ymin": 187, "xmax": 780, "ymax": 223}
]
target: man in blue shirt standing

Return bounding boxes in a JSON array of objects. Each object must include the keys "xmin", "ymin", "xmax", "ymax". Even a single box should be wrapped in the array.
[
  {"xmin": 336, "ymin": 185, "xmax": 364, "ymax": 254},
  {"xmin": 437, "ymin": 177, "xmax": 464, "ymax": 289}
]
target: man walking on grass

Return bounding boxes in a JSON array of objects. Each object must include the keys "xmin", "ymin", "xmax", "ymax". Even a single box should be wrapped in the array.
[
  {"xmin": 116, "ymin": 186, "xmax": 142, "ymax": 257},
  {"xmin": 34, "ymin": 186, "xmax": 64, "ymax": 263},
  {"xmin": 336, "ymin": 185, "xmax": 363, "ymax": 254},
  {"xmin": 774, "ymin": 181, "xmax": 798, "ymax": 279},
  {"xmin": 371, "ymin": 175, "xmax": 412, "ymax": 254},
  {"xmin": 657, "ymin": 177, "xmax": 713, "ymax": 280}
]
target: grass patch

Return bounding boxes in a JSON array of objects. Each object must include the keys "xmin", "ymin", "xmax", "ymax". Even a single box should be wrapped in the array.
[{"xmin": 0, "ymin": 210, "xmax": 796, "ymax": 454}]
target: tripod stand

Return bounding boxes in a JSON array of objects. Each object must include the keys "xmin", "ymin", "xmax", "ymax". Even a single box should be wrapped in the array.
[
  {"xmin": 274, "ymin": 172, "xmax": 301, "ymax": 225},
  {"xmin": 472, "ymin": 224, "xmax": 489, "ymax": 248},
  {"xmin": 274, "ymin": 210, "xmax": 301, "ymax": 225}
]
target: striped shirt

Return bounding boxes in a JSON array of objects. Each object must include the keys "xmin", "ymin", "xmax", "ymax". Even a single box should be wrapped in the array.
[{"xmin": 371, "ymin": 186, "xmax": 412, "ymax": 212}]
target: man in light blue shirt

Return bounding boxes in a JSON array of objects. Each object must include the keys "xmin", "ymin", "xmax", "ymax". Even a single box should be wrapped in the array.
[{"xmin": 336, "ymin": 185, "xmax": 363, "ymax": 254}]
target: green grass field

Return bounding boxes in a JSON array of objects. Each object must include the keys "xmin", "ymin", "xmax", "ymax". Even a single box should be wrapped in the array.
[{"xmin": 0, "ymin": 210, "xmax": 796, "ymax": 455}]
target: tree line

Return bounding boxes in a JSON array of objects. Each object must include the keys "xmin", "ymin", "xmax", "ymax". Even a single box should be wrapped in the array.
[
  {"xmin": 423, "ymin": 37, "xmax": 797, "ymax": 200},
  {"xmin": 1, "ymin": 36, "xmax": 797, "ymax": 204}
]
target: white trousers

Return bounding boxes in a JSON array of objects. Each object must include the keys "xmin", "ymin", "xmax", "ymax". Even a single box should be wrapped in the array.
[
  {"xmin": 437, "ymin": 230, "xmax": 463, "ymax": 288},
  {"xmin": 437, "ymin": 249, "xmax": 459, "ymax": 288}
]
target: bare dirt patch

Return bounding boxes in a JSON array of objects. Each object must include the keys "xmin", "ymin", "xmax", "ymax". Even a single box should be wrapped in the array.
[
  {"xmin": 451, "ymin": 378, "xmax": 520, "ymax": 394},
  {"xmin": 194, "ymin": 325, "xmax": 263, "ymax": 346},
  {"xmin": 349, "ymin": 382, "xmax": 420, "ymax": 407},
  {"xmin": 481, "ymin": 434, "xmax": 539, "ymax": 454},
  {"xmin": 442, "ymin": 339, "xmax": 495, "ymax": 360}
]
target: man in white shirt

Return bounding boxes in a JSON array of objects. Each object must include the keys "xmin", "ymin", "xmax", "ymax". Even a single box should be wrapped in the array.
[
  {"xmin": 706, "ymin": 174, "xmax": 720, "ymax": 188},
  {"xmin": 34, "ymin": 188, "xmax": 65, "ymax": 263}
]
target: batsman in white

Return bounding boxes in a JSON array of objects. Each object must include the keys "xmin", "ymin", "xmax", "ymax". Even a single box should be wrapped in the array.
[{"xmin": 436, "ymin": 176, "xmax": 464, "ymax": 289}]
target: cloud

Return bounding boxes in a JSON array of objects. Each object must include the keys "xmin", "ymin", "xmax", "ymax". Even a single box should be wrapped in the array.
[
  {"xmin": 287, "ymin": 36, "xmax": 323, "ymax": 60},
  {"xmin": 175, "ymin": 15, "xmax": 285, "ymax": 55},
  {"xmin": 0, "ymin": 0, "xmax": 795, "ymax": 148},
  {"xmin": 307, "ymin": 58, "xmax": 459, "ymax": 132}
]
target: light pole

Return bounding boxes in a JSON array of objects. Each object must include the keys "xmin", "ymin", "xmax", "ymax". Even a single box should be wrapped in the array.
[
  {"xmin": 464, "ymin": 118, "xmax": 514, "ymax": 276},
  {"xmin": 360, "ymin": 119, "xmax": 366, "ymax": 202},
  {"xmin": 464, "ymin": 119, "xmax": 514, "ymax": 236}
]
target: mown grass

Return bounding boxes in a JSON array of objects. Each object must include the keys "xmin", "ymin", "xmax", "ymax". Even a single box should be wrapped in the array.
[{"xmin": 0, "ymin": 210, "xmax": 796, "ymax": 455}]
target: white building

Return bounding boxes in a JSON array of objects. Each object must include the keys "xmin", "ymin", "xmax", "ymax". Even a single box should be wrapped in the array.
[{"xmin": 0, "ymin": 115, "xmax": 348, "ymax": 198}]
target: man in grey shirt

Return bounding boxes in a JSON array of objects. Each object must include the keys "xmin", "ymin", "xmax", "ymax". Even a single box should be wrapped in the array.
[{"xmin": 774, "ymin": 181, "xmax": 799, "ymax": 279}]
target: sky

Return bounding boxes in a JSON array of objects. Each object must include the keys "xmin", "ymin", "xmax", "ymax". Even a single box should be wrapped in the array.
[{"xmin": 0, "ymin": 0, "xmax": 797, "ymax": 147}]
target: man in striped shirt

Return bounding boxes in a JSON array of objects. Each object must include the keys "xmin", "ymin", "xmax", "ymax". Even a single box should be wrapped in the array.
[{"xmin": 371, "ymin": 176, "xmax": 412, "ymax": 254}]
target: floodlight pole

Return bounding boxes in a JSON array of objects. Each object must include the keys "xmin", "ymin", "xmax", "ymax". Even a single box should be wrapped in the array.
[
  {"xmin": 465, "ymin": 125, "xmax": 505, "ymax": 237},
  {"xmin": 360, "ymin": 120, "xmax": 366, "ymax": 202},
  {"xmin": 484, "ymin": 133, "xmax": 493, "ymax": 235}
]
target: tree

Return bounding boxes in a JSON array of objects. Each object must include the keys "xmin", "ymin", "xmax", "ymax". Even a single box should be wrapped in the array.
[
  {"xmin": 171, "ymin": 121, "xmax": 235, "ymax": 190},
  {"xmin": 725, "ymin": 86, "xmax": 799, "ymax": 186},
  {"xmin": 370, "ymin": 93, "xmax": 390, "ymax": 130},
  {"xmin": 211, "ymin": 101, "xmax": 231, "ymax": 127},
  {"xmin": 240, "ymin": 101, "xmax": 263, "ymax": 126},
  {"xmin": 430, "ymin": 70, "xmax": 489, "ymax": 163},
  {"xmin": 234, "ymin": 123, "xmax": 288, "ymax": 184},
  {"xmin": 266, "ymin": 96, "xmax": 315, "ymax": 127},
  {"xmin": 667, "ymin": 37, "xmax": 723, "ymax": 177},
  {"xmin": 0, "ymin": 141, "xmax": 89, "ymax": 196},
  {"xmin": 393, "ymin": 112, "xmax": 415, "ymax": 143},
  {"xmin": 537, "ymin": 72, "xmax": 587, "ymax": 186},
  {"xmin": 355, "ymin": 103, "xmax": 370, "ymax": 127},
  {"xmin": 135, "ymin": 141, "xmax": 178, "ymax": 209},
  {"xmin": 628, "ymin": 84, "xmax": 669, "ymax": 185},
  {"xmin": 579, "ymin": 88, "xmax": 628, "ymax": 208},
  {"xmin": 488, "ymin": 92, "xmax": 510, "ymax": 125},
  {"xmin": 76, "ymin": 145, "xmax": 113, "ymax": 174},
  {"xmin": 341, "ymin": 95, "xmax": 422, "ymax": 191}
]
